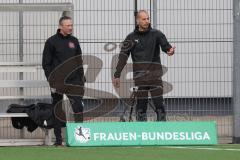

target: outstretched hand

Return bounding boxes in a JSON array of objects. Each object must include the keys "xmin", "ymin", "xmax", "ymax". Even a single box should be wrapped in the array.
[{"xmin": 167, "ymin": 46, "xmax": 176, "ymax": 56}]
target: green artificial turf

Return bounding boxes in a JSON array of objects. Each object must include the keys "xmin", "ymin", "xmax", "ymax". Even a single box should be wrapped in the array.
[{"xmin": 0, "ymin": 145, "xmax": 240, "ymax": 160}]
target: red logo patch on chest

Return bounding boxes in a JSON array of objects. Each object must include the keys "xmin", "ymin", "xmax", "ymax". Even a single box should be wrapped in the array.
[{"xmin": 68, "ymin": 42, "xmax": 75, "ymax": 49}]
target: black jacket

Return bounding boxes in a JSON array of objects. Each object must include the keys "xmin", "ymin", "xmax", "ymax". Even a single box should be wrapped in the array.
[
  {"xmin": 7, "ymin": 103, "xmax": 56, "ymax": 132},
  {"xmin": 7, "ymin": 104, "xmax": 38, "ymax": 132},
  {"xmin": 42, "ymin": 29, "xmax": 85, "ymax": 86},
  {"xmin": 114, "ymin": 25, "xmax": 172, "ymax": 79}
]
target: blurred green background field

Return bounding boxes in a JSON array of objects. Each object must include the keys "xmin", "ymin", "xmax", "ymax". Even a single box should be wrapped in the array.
[{"xmin": 0, "ymin": 145, "xmax": 240, "ymax": 160}]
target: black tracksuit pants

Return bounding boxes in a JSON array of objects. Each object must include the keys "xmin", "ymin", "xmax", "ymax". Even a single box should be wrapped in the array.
[
  {"xmin": 135, "ymin": 86, "xmax": 166, "ymax": 121},
  {"xmin": 51, "ymin": 92, "xmax": 83, "ymax": 144}
]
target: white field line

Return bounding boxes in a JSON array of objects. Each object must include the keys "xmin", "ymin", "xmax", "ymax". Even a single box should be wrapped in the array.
[{"xmin": 164, "ymin": 146, "xmax": 240, "ymax": 152}]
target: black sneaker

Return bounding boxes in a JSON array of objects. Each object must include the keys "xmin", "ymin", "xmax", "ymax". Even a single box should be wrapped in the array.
[
  {"xmin": 156, "ymin": 111, "xmax": 166, "ymax": 121},
  {"xmin": 136, "ymin": 112, "xmax": 147, "ymax": 121},
  {"xmin": 54, "ymin": 142, "xmax": 64, "ymax": 147}
]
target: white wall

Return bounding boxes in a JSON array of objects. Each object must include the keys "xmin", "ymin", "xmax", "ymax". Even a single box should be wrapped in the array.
[{"xmin": 0, "ymin": 0, "xmax": 233, "ymax": 98}]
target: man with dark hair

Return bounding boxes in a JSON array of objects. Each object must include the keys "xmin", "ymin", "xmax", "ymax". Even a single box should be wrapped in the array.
[
  {"xmin": 113, "ymin": 10, "xmax": 175, "ymax": 121},
  {"xmin": 42, "ymin": 16, "xmax": 85, "ymax": 146}
]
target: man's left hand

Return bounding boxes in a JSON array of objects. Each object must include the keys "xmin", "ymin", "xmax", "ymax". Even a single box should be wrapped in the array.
[{"xmin": 167, "ymin": 46, "xmax": 176, "ymax": 56}]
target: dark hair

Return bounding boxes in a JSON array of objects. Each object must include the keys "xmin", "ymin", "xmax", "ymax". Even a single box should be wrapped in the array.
[{"xmin": 59, "ymin": 16, "xmax": 72, "ymax": 25}]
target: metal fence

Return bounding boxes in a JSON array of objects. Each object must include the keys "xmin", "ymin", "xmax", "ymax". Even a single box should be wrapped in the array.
[{"xmin": 0, "ymin": 0, "xmax": 235, "ymax": 143}]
